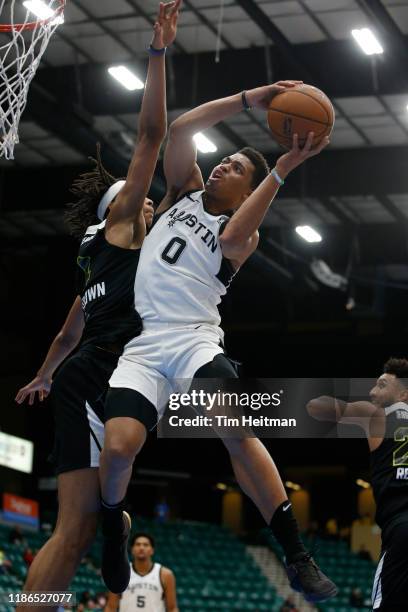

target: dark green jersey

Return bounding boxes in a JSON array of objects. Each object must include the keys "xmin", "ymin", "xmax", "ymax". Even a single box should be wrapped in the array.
[
  {"xmin": 77, "ymin": 220, "xmax": 142, "ymax": 351},
  {"xmin": 370, "ymin": 402, "xmax": 408, "ymax": 534}
]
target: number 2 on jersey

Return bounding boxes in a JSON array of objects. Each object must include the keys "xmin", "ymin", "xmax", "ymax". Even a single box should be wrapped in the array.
[
  {"xmin": 393, "ymin": 427, "xmax": 408, "ymax": 467},
  {"xmin": 161, "ymin": 237, "xmax": 187, "ymax": 265}
]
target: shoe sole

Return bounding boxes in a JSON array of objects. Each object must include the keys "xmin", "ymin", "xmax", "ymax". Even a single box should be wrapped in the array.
[
  {"xmin": 289, "ymin": 576, "xmax": 338, "ymax": 603},
  {"xmin": 303, "ymin": 585, "xmax": 338, "ymax": 603},
  {"xmin": 123, "ymin": 511, "xmax": 131, "ymax": 534}
]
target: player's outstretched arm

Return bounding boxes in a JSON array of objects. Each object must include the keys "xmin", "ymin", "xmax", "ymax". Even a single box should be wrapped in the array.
[
  {"xmin": 307, "ymin": 396, "xmax": 383, "ymax": 437},
  {"xmin": 105, "ymin": 1, "xmax": 181, "ymax": 247},
  {"xmin": 103, "ymin": 592, "xmax": 120, "ymax": 612},
  {"xmin": 219, "ymin": 132, "xmax": 329, "ymax": 267},
  {"xmin": 162, "ymin": 567, "xmax": 179, "ymax": 612},
  {"xmin": 15, "ymin": 296, "xmax": 84, "ymax": 405},
  {"xmin": 164, "ymin": 81, "xmax": 302, "ymax": 195}
]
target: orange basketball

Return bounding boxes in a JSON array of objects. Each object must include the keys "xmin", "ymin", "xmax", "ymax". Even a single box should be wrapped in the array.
[{"xmin": 267, "ymin": 84, "xmax": 335, "ymax": 149}]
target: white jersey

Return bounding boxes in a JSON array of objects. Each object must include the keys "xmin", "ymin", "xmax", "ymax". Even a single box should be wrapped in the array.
[
  {"xmin": 134, "ymin": 190, "xmax": 236, "ymax": 327},
  {"xmin": 119, "ymin": 563, "xmax": 165, "ymax": 612}
]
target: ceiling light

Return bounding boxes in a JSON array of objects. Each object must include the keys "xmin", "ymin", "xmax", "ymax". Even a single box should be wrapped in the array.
[
  {"xmin": 216, "ymin": 482, "xmax": 227, "ymax": 491},
  {"xmin": 351, "ymin": 28, "xmax": 383, "ymax": 55},
  {"xmin": 295, "ymin": 225, "xmax": 322, "ymax": 243},
  {"xmin": 23, "ymin": 0, "xmax": 55, "ymax": 19},
  {"xmin": 193, "ymin": 132, "xmax": 217, "ymax": 154},
  {"xmin": 356, "ymin": 478, "xmax": 371, "ymax": 489},
  {"xmin": 311, "ymin": 259, "xmax": 347, "ymax": 290},
  {"xmin": 285, "ymin": 481, "xmax": 301, "ymax": 491},
  {"xmin": 108, "ymin": 66, "xmax": 144, "ymax": 91}
]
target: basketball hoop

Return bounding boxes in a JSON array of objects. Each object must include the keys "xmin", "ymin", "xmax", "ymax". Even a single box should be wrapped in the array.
[{"xmin": 0, "ymin": 0, "xmax": 65, "ymax": 159}]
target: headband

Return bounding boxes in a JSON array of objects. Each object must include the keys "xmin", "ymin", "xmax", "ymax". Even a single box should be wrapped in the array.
[{"xmin": 97, "ymin": 180, "xmax": 126, "ymax": 221}]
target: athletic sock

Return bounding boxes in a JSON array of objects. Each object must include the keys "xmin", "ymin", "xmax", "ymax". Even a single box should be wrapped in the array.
[
  {"xmin": 269, "ymin": 500, "xmax": 307, "ymax": 564},
  {"xmin": 101, "ymin": 498, "xmax": 126, "ymax": 534}
]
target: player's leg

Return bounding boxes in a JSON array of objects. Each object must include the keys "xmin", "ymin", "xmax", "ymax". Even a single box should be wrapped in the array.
[
  {"xmin": 193, "ymin": 353, "xmax": 337, "ymax": 602},
  {"xmin": 99, "ymin": 413, "xmax": 148, "ymax": 505},
  {"xmin": 373, "ymin": 522, "xmax": 408, "ymax": 610},
  {"xmin": 99, "ymin": 384, "xmax": 159, "ymax": 594},
  {"xmin": 19, "ymin": 351, "xmax": 106, "ymax": 602},
  {"xmin": 225, "ymin": 437, "xmax": 287, "ymax": 521},
  {"xmin": 17, "ymin": 350, "xmax": 113, "ymax": 609},
  {"xmin": 193, "ymin": 356, "xmax": 286, "ymax": 512},
  {"xmin": 17, "ymin": 468, "xmax": 100, "ymax": 612}
]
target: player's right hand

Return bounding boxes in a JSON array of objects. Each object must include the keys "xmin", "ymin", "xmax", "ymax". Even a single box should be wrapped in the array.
[
  {"xmin": 246, "ymin": 81, "xmax": 303, "ymax": 110},
  {"xmin": 151, "ymin": 0, "xmax": 182, "ymax": 50},
  {"xmin": 15, "ymin": 376, "xmax": 52, "ymax": 405}
]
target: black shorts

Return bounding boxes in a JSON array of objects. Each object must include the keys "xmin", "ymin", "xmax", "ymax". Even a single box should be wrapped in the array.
[
  {"xmin": 372, "ymin": 520, "xmax": 408, "ymax": 610},
  {"xmin": 50, "ymin": 345, "xmax": 119, "ymax": 475}
]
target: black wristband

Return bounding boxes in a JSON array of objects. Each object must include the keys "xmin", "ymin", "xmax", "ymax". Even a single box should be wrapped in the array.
[{"xmin": 241, "ymin": 91, "xmax": 252, "ymax": 111}]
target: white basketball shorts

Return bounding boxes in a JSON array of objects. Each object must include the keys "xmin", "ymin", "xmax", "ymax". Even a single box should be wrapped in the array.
[{"xmin": 109, "ymin": 322, "xmax": 225, "ymax": 417}]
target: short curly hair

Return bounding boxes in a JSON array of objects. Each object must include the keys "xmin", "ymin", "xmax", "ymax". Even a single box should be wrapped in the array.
[
  {"xmin": 384, "ymin": 357, "xmax": 408, "ymax": 385},
  {"xmin": 130, "ymin": 532, "xmax": 155, "ymax": 549},
  {"xmin": 238, "ymin": 147, "xmax": 270, "ymax": 190}
]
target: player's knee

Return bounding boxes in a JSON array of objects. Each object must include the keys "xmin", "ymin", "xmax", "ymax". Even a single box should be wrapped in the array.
[{"xmin": 103, "ymin": 435, "xmax": 141, "ymax": 466}]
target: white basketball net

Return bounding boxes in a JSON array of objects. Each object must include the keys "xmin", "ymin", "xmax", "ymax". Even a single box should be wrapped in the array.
[{"xmin": 0, "ymin": 0, "xmax": 64, "ymax": 159}]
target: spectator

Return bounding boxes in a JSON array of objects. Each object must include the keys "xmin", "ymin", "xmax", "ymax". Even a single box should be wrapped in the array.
[
  {"xmin": 325, "ymin": 517, "xmax": 339, "ymax": 539},
  {"xmin": 279, "ymin": 595, "xmax": 299, "ymax": 611},
  {"xmin": 357, "ymin": 544, "xmax": 372, "ymax": 561},
  {"xmin": 0, "ymin": 549, "xmax": 12, "ymax": 575},
  {"xmin": 155, "ymin": 498, "xmax": 170, "ymax": 523},
  {"xmin": 84, "ymin": 598, "xmax": 98, "ymax": 610},
  {"xmin": 23, "ymin": 547, "xmax": 35, "ymax": 567},
  {"xmin": 350, "ymin": 586, "xmax": 364, "ymax": 608},
  {"xmin": 96, "ymin": 593, "xmax": 107, "ymax": 609},
  {"xmin": 9, "ymin": 526, "xmax": 25, "ymax": 545},
  {"xmin": 80, "ymin": 591, "xmax": 92, "ymax": 605},
  {"xmin": 339, "ymin": 524, "xmax": 351, "ymax": 541}
]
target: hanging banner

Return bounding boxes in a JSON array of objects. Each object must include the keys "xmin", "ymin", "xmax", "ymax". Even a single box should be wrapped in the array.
[{"xmin": 2, "ymin": 493, "xmax": 39, "ymax": 529}]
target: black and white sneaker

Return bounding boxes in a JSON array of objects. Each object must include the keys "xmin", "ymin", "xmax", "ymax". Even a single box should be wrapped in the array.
[
  {"xmin": 101, "ymin": 510, "xmax": 132, "ymax": 594},
  {"xmin": 286, "ymin": 552, "xmax": 338, "ymax": 603}
]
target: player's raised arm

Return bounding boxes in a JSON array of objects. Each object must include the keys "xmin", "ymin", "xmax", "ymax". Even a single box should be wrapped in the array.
[
  {"xmin": 164, "ymin": 81, "xmax": 302, "ymax": 195},
  {"xmin": 15, "ymin": 296, "xmax": 84, "ymax": 405},
  {"xmin": 105, "ymin": 1, "xmax": 181, "ymax": 246},
  {"xmin": 306, "ymin": 396, "xmax": 383, "ymax": 438},
  {"xmin": 219, "ymin": 130, "xmax": 329, "ymax": 266}
]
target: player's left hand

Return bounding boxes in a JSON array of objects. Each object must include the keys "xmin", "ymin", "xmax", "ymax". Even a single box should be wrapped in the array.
[
  {"xmin": 246, "ymin": 81, "xmax": 303, "ymax": 110},
  {"xmin": 151, "ymin": 0, "xmax": 182, "ymax": 50},
  {"xmin": 275, "ymin": 132, "xmax": 329, "ymax": 178}
]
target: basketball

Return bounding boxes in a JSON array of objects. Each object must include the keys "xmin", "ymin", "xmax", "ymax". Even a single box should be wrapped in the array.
[{"xmin": 267, "ymin": 84, "xmax": 335, "ymax": 149}]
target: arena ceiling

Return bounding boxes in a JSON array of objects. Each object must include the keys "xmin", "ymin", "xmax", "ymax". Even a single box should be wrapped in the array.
[{"xmin": 0, "ymin": 0, "xmax": 408, "ymax": 294}]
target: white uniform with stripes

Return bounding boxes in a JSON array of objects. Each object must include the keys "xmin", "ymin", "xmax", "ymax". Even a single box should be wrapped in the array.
[
  {"xmin": 109, "ymin": 191, "xmax": 237, "ymax": 414},
  {"xmin": 119, "ymin": 563, "xmax": 165, "ymax": 612}
]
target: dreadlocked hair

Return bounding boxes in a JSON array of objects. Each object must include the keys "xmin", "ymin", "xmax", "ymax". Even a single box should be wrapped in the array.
[{"xmin": 64, "ymin": 143, "xmax": 120, "ymax": 239}]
